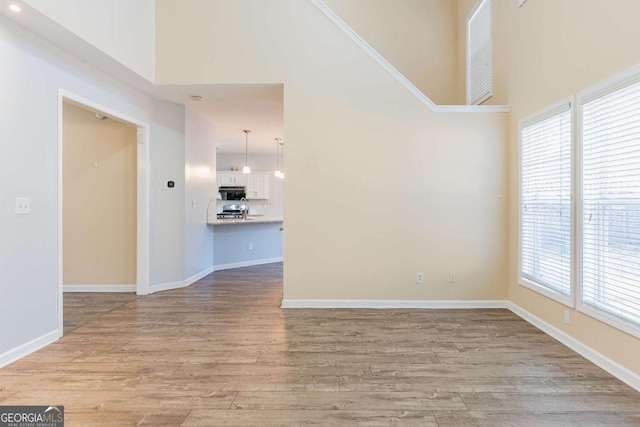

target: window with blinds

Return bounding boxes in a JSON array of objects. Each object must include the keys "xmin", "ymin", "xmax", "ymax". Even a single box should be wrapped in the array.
[
  {"xmin": 520, "ymin": 105, "xmax": 572, "ymax": 302},
  {"xmin": 467, "ymin": 0, "xmax": 492, "ymax": 105},
  {"xmin": 580, "ymin": 78, "xmax": 640, "ymax": 331}
]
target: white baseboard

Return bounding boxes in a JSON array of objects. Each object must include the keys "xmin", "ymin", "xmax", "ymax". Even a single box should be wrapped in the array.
[
  {"xmin": 281, "ymin": 299, "xmax": 508, "ymax": 309},
  {"xmin": 0, "ymin": 329, "xmax": 60, "ymax": 368},
  {"xmin": 149, "ymin": 266, "xmax": 215, "ymax": 294},
  {"xmin": 213, "ymin": 257, "xmax": 283, "ymax": 272},
  {"xmin": 184, "ymin": 266, "xmax": 215, "ymax": 286},
  {"xmin": 508, "ymin": 302, "xmax": 640, "ymax": 392},
  {"xmin": 63, "ymin": 284, "xmax": 136, "ymax": 292},
  {"xmin": 149, "ymin": 280, "xmax": 187, "ymax": 294}
]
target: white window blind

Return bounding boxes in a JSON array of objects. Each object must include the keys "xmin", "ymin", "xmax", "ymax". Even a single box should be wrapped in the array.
[
  {"xmin": 467, "ymin": 0, "xmax": 492, "ymax": 105},
  {"xmin": 520, "ymin": 106, "xmax": 572, "ymax": 299},
  {"xmin": 581, "ymin": 79, "xmax": 640, "ymax": 328}
]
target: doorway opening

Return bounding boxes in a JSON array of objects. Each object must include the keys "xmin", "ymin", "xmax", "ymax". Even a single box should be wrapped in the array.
[
  {"xmin": 57, "ymin": 91, "xmax": 150, "ymax": 335},
  {"xmin": 205, "ymin": 84, "xmax": 284, "ymax": 273}
]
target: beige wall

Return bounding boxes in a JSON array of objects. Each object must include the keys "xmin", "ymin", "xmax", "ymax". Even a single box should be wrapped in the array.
[
  {"xmin": 156, "ymin": 0, "xmax": 508, "ymax": 302},
  {"xmin": 63, "ymin": 102, "xmax": 137, "ymax": 285},
  {"xmin": 323, "ymin": 0, "xmax": 458, "ymax": 105},
  {"xmin": 456, "ymin": 0, "xmax": 508, "ymax": 105},
  {"xmin": 506, "ymin": 0, "xmax": 640, "ymax": 374}
]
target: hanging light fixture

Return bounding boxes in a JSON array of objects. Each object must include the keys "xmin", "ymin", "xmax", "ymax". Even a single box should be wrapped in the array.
[
  {"xmin": 242, "ymin": 130, "xmax": 251, "ymax": 174},
  {"xmin": 274, "ymin": 138, "xmax": 282, "ymax": 178},
  {"xmin": 278, "ymin": 141, "xmax": 285, "ymax": 179}
]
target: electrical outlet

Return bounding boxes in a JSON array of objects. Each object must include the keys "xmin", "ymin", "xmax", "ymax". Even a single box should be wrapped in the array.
[
  {"xmin": 15, "ymin": 198, "xmax": 30, "ymax": 215},
  {"xmin": 192, "ymin": 199, "xmax": 197, "ymax": 208},
  {"xmin": 448, "ymin": 273, "xmax": 456, "ymax": 283},
  {"xmin": 564, "ymin": 310, "xmax": 570, "ymax": 324},
  {"xmin": 416, "ymin": 272, "xmax": 424, "ymax": 284},
  {"xmin": 248, "ymin": 243, "xmax": 253, "ymax": 251}
]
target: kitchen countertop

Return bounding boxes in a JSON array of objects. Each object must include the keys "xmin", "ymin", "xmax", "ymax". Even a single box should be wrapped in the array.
[{"xmin": 208, "ymin": 215, "xmax": 284, "ymax": 226}]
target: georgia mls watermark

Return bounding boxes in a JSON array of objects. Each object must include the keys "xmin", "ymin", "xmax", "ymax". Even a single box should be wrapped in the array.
[{"xmin": 0, "ymin": 406, "xmax": 64, "ymax": 427}]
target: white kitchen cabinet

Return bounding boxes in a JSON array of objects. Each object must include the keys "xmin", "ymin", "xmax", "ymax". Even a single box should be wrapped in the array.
[
  {"xmin": 217, "ymin": 172, "xmax": 246, "ymax": 187},
  {"xmin": 246, "ymin": 173, "xmax": 269, "ymax": 199}
]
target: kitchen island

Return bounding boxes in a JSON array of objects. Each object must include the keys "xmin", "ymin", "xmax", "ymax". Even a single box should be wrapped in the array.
[{"xmin": 209, "ymin": 215, "xmax": 283, "ymax": 270}]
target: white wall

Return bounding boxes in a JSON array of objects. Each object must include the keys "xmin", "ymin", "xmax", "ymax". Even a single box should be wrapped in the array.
[
  {"xmin": 149, "ymin": 100, "xmax": 186, "ymax": 286},
  {"xmin": 22, "ymin": 0, "xmax": 156, "ymax": 82},
  {"xmin": 217, "ymin": 153, "xmax": 284, "ymax": 217},
  {"xmin": 185, "ymin": 109, "xmax": 217, "ymax": 279},
  {"xmin": 0, "ymin": 16, "xmax": 185, "ymax": 359}
]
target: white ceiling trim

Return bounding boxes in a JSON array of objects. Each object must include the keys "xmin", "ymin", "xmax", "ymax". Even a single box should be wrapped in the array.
[{"xmin": 310, "ymin": 0, "xmax": 510, "ymax": 113}]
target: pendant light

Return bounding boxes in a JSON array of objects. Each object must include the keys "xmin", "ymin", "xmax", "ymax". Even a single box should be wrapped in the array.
[
  {"xmin": 242, "ymin": 130, "xmax": 251, "ymax": 174},
  {"xmin": 274, "ymin": 138, "xmax": 282, "ymax": 178},
  {"xmin": 278, "ymin": 141, "xmax": 285, "ymax": 179}
]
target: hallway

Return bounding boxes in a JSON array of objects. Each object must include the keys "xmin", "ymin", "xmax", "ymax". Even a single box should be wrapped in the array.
[{"xmin": 1, "ymin": 263, "xmax": 639, "ymax": 426}]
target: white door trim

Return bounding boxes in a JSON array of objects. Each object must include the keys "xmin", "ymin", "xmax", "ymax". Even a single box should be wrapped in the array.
[{"xmin": 57, "ymin": 89, "xmax": 151, "ymax": 335}]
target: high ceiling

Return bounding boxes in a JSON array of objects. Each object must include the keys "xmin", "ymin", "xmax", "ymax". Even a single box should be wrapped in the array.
[
  {"xmin": 0, "ymin": 4, "xmax": 283, "ymax": 155},
  {"xmin": 161, "ymin": 84, "xmax": 284, "ymax": 154}
]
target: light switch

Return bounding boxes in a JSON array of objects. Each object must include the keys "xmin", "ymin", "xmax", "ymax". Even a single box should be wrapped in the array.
[{"xmin": 15, "ymin": 197, "xmax": 30, "ymax": 215}]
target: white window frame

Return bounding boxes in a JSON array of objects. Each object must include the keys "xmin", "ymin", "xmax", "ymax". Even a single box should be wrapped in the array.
[
  {"xmin": 466, "ymin": 0, "xmax": 492, "ymax": 105},
  {"xmin": 518, "ymin": 98, "xmax": 575, "ymax": 308},
  {"xmin": 576, "ymin": 66, "xmax": 640, "ymax": 339}
]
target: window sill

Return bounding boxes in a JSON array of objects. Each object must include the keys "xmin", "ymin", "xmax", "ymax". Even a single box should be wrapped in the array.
[{"xmin": 519, "ymin": 277, "xmax": 574, "ymax": 308}]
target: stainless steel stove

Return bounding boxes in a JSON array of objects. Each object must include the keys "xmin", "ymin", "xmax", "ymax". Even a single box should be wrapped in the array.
[
  {"xmin": 217, "ymin": 204, "xmax": 248, "ymax": 219},
  {"xmin": 217, "ymin": 212, "xmax": 245, "ymax": 219}
]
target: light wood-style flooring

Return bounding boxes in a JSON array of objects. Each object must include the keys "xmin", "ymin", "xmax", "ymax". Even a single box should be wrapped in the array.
[{"xmin": 1, "ymin": 263, "xmax": 639, "ymax": 426}]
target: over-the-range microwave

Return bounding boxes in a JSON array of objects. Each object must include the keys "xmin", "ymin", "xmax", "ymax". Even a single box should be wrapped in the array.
[{"xmin": 219, "ymin": 186, "xmax": 246, "ymax": 201}]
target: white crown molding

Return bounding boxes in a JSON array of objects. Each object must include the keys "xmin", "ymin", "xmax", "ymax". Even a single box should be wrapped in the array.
[
  {"xmin": 310, "ymin": 0, "xmax": 510, "ymax": 114},
  {"xmin": 2, "ymin": 1, "xmax": 510, "ymax": 113},
  {"xmin": 63, "ymin": 285, "xmax": 136, "ymax": 293},
  {"xmin": 0, "ymin": 329, "xmax": 60, "ymax": 369},
  {"xmin": 213, "ymin": 258, "xmax": 283, "ymax": 272},
  {"xmin": 281, "ymin": 299, "xmax": 508, "ymax": 309},
  {"xmin": 508, "ymin": 302, "xmax": 640, "ymax": 392}
]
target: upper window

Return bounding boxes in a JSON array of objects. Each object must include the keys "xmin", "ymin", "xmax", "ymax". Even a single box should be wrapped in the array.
[
  {"xmin": 579, "ymin": 76, "xmax": 640, "ymax": 334},
  {"xmin": 467, "ymin": 0, "xmax": 492, "ymax": 105},
  {"xmin": 520, "ymin": 103, "xmax": 572, "ymax": 305}
]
